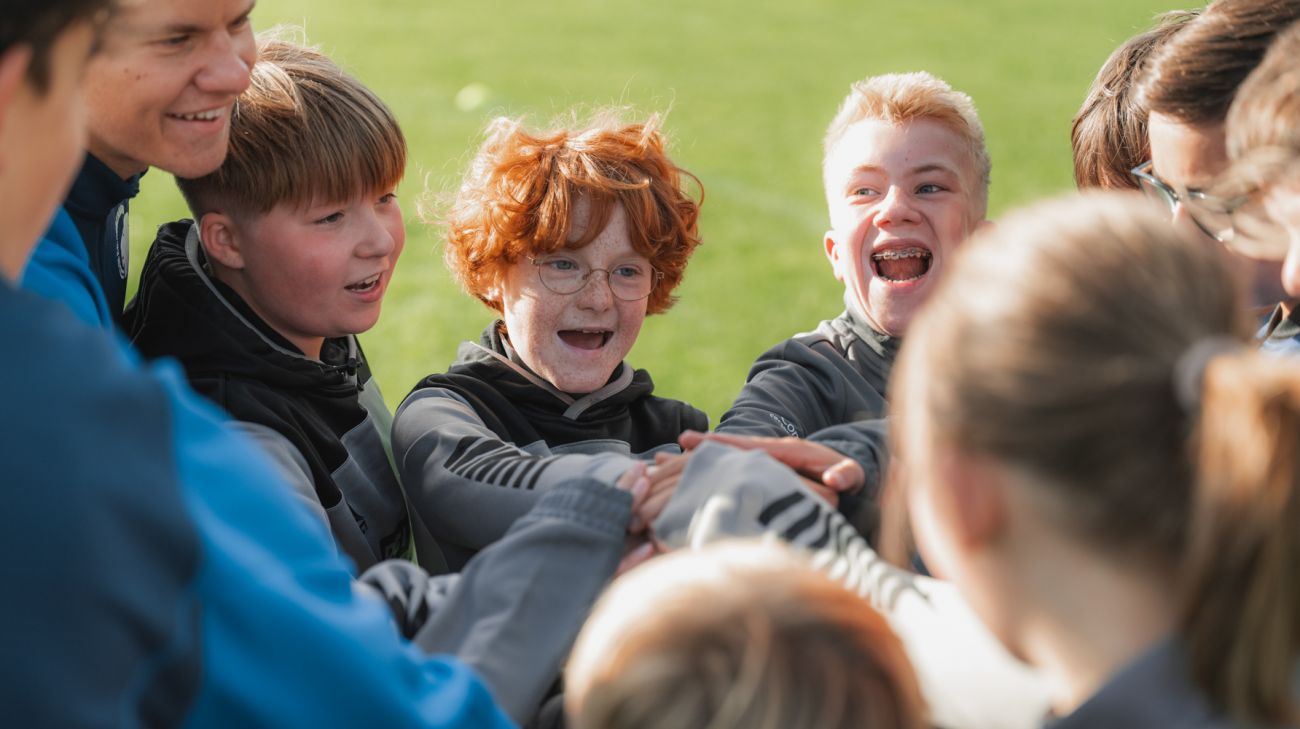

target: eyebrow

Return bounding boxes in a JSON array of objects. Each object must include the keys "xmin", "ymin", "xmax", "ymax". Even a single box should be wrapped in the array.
[
  {"xmin": 159, "ymin": 0, "xmax": 255, "ymax": 35},
  {"xmin": 848, "ymin": 162, "xmax": 960, "ymax": 177}
]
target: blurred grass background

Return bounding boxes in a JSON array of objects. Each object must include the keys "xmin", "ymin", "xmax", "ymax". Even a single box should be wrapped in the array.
[{"xmin": 128, "ymin": 0, "xmax": 1188, "ymax": 420}]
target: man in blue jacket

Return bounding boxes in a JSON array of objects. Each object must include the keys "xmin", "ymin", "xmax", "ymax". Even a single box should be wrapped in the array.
[
  {"xmin": 21, "ymin": 0, "xmax": 256, "ymax": 327},
  {"xmin": 1, "ymin": 1, "xmax": 633, "ymax": 725}
]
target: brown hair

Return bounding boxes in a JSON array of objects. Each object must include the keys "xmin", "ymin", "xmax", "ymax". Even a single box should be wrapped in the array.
[
  {"xmin": 1138, "ymin": 0, "xmax": 1300, "ymax": 126},
  {"xmin": 1071, "ymin": 11, "xmax": 1198, "ymax": 189},
  {"xmin": 177, "ymin": 33, "xmax": 406, "ymax": 217},
  {"xmin": 893, "ymin": 192, "xmax": 1297, "ymax": 725},
  {"xmin": 1226, "ymin": 19, "xmax": 1300, "ymax": 162},
  {"xmin": 566, "ymin": 542, "xmax": 926, "ymax": 729},
  {"xmin": 1183, "ymin": 354, "xmax": 1300, "ymax": 725},
  {"xmin": 824, "ymin": 72, "xmax": 990, "ymax": 217},
  {"xmin": 0, "ymin": 0, "xmax": 109, "ymax": 93},
  {"xmin": 439, "ymin": 113, "xmax": 702, "ymax": 315}
]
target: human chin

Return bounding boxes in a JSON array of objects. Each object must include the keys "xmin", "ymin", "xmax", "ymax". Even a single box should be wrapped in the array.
[
  {"xmin": 861, "ymin": 278, "xmax": 927, "ymax": 336},
  {"xmin": 156, "ymin": 110, "xmax": 234, "ymax": 177}
]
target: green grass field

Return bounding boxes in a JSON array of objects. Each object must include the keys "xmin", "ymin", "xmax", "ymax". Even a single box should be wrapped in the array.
[{"xmin": 127, "ymin": 0, "xmax": 1188, "ymax": 420}]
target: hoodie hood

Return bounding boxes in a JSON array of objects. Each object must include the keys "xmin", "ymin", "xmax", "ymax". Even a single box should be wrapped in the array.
[
  {"xmin": 448, "ymin": 321, "xmax": 652, "ymax": 422},
  {"xmin": 126, "ymin": 220, "xmax": 363, "ymax": 396},
  {"xmin": 408, "ymin": 320, "xmax": 708, "ymax": 455}
]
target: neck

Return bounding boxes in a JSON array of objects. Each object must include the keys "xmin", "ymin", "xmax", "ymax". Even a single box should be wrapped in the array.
[
  {"xmin": 210, "ymin": 265, "xmax": 325, "ymax": 361},
  {"xmin": 1014, "ymin": 547, "xmax": 1177, "ymax": 716}
]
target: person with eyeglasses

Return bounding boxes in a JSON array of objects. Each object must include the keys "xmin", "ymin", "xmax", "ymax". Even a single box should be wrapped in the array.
[
  {"xmin": 393, "ymin": 113, "xmax": 707, "ymax": 572},
  {"xmin": 1217, "ymin": 18, "xmax": 1300, "ymax": 354},
  {"xmin": 1132, "ymin": 0, "xmax": 1300, "ymax": 317}
]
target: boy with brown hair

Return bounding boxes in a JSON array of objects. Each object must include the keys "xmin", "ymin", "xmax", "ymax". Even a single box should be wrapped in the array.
[
  {"xmin": 125, "ymin": 35, "xmax": 646, "ymax": 721},
  {"xmin": 127, "ymin": 36, "xmax": 414, "ymax": 572}
]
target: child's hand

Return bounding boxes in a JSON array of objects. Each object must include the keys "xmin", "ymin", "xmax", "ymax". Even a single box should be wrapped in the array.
[
  {"xmin": 616, "ymin": 462, "xmax": 650, "ymax": 533},
  {"xmin": 679, "ymin": 430, "xmax": 865, "ymax": 498}
]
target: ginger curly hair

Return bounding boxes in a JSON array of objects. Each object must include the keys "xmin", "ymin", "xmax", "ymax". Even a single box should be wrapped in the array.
[{"xmin": 441, "ymin": 113, "xmax": 702, "ymax": 315}]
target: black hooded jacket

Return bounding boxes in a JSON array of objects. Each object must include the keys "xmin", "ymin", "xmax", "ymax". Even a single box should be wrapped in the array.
[
  {"xmin": 125, "ymin": 220, "xmax": 414, "ymax": 572},
  {"xmin": 393, "ymin": 323, "xmax": 708, "ymax": 569}
]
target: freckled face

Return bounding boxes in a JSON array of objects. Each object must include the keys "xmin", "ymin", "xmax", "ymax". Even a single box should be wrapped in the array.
[{"xmin": 498, "ymin": 202, "xmax": 650, "ymax": 394}]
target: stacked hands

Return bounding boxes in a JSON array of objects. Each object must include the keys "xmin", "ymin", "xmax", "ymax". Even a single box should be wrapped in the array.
[{"xmin": 615, "ymin": 433, "xmax": 868, "ymax": 573}]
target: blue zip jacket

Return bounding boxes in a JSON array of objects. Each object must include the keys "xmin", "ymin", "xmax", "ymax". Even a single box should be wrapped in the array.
[
  {"xmin": 21, "ymin": 154, "xmax": 135, "ymax": 329},
  {"xmin": 2, "ymin": 278, "xmax": 514, "ymax": 728}
]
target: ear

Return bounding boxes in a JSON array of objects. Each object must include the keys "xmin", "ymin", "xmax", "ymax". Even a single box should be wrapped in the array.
[
  {"xmin": 823, "ymin": 230, "xmax": 846, "ymax": 282},
  {"xmin": 934, "ymin": 449, "xmax": 1007, "ymax": 549},
  {"xmin": 0, "ymin": 46, "xmax": 35, "ymax": 159},
  {"xmin": 198, "ymin": 212, "xmax": 246, "ymax": 270}
]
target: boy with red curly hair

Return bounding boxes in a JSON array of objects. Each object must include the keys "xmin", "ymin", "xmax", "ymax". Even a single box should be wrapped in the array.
[{"xmin": 395, "ymin": 113, "xmax": 706, "ymax": 569}]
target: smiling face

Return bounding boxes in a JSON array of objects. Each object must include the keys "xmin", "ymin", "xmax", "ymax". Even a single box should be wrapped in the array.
[
  {"xmin": 823, "ymin": 118, "xmax": 985, "ymax": 337},
  {"xmin": 498, "ymin": 202, "xmax": 650, "ymax": 394},
  {"xmin": 210, "ymin": 188, "xmax": 404, "ymax": 359},
  {"xmin": 84, "ymin": 0, "xmax": 256, "ymax": 179}
]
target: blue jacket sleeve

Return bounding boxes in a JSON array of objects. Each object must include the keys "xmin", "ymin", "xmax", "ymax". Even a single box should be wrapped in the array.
[
  {"xmin": 21, "ymin": 208, "xmax": 115, "ymax": 328},
  {"xmin": 2, "ymin": 285, "xmax": 514, "ymax": 729},
  {"xmin": 162, "ymin": 358, "xmax": 515, "ymax": 728}
]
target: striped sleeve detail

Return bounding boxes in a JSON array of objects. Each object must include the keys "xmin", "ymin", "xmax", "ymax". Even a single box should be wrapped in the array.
[{"xmin": 444, "ymin": 435, "xmax": 553, "ymax": 490}]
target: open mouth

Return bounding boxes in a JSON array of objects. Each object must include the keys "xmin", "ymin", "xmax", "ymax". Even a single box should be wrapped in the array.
[
  {"xmin": 558, "ymin": 329, "xmax": 613, "ymax": 350},
  {"xmin": 871, "ymin": 247, "xmax": 933, "ymax": 283},
  {"xmin": 166, "ymin": 108, "xmax": 224, "ymax": 123},
  {"xmin": 345, "ymin": 273, "xmax": 382, "ymax": 293}
]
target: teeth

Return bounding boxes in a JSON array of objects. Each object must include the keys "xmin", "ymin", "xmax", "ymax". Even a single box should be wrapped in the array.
[
  {"xmin": 871, "ymin": 248, "xmax": 930, "ymax": 261},
  {"xmin": 348, "ymin": 274, "xmax": 381, "ymax": 290},
  {"xmin": 173, "ymin": 109, "xmax": 222, "ymax": 122}
]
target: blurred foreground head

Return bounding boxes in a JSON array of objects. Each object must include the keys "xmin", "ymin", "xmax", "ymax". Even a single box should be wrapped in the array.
[
  {"xmin": 893, "ymin": 192, "xmax": 1298, "ymax": 726},
  {"xmin": 566, "ymin": 541, "xmax": 926, "ymax": 729}
]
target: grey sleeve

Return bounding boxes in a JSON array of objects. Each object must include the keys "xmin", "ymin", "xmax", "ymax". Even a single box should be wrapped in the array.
[
  {"xmin": 392, "ymin": 389, "xmax": 635, "ymax": 553},
  {"xmin": 717, "ymin": 341, "xmax": 848, "ymax": 439},
  {"xmin": 359, "ymin": 478, "xmax": 631, "ymax": 724},
  {"xmin": 807, "ymin": 418, "xmax": 890, "ymax": 536},
  {"xmin": 655, "ymin": 442, "xmax": 1052, "ymax": 729},
  {"xmin": 235, "ymin": 421, "xmax": 376, "ymax": 571},
  {"xmin": 235, "ymin": 422, "xmax": 328, "ymax": 527}
]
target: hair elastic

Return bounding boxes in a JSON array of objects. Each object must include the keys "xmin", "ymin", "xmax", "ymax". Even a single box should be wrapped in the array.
[{"xmin": 1173, "ymin": 336, "xmax": 1242, "ymax": 414}]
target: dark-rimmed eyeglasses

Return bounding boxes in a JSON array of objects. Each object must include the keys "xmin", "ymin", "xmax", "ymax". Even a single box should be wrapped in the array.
[
  {"xmin": 1131, "ymin": 160, "xmax": 1237, "ymax": 243},
  {"xmin": 529, "ymin": 255, "xmax": 663, "ymax": 301}
]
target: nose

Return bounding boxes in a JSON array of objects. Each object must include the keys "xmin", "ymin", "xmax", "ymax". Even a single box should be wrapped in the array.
[
  {"xmin": 876, "ymin": 186, "xmax": 920, "ymax": 227},
  {"xmin": 357, "ymin": 209, "xmax": 401, "ymax": 259},
  {"xmin": 194, "ymin": 27, "xmax": 256, "ymax": 97},
  {"xmin": 1282, "ymin": 235, "xmax": 1300, "ymax": 299},
  {"xmin": 575, "ymin": 269, "xmax": 615, "ymax": 310}
]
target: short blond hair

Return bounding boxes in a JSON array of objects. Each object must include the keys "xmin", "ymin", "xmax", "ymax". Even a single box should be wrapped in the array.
[
  {"xmin": 823, "ymin": 72, "xmax": 990, "ymax": 214},
  {"xmin": 178, "ymin": 34, "xmax": 406, "ymax": 217},
  {"xmin": 566, "ymin": 541, "xmax": 926, "ymax": 729}
]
